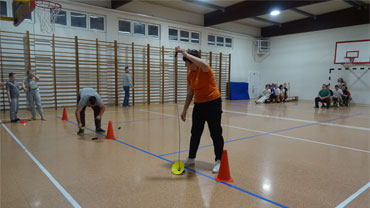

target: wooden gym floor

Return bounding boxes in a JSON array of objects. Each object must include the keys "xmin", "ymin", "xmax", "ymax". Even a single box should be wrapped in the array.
[{"xmin": 1, "ymin": 100, "xmax": 369, "ymax": 208}]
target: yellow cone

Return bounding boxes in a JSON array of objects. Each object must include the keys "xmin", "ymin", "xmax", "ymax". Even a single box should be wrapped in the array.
[{"xmin": 171, "ymin": 161, "xmax": 185, "ymax": 175}]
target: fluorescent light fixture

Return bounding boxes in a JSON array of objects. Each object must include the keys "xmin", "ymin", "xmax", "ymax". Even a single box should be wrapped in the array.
[{"xmin": 270, "ymin": 10, "xmax": 280, "ymax": 16}]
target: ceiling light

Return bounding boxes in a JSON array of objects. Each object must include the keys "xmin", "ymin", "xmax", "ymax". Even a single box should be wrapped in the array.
[{"xmin": 270, "ymin": 10, "xmax": 280, "ymax": 16}]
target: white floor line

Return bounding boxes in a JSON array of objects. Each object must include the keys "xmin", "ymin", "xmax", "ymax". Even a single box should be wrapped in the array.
[
  {"xmin": 335, "ymin": 182, "xmax": 370, "ymax": 208},
  {"xmin": 140, "ymin": 110, "xmax": 370, "ymax": 154},
  {"xmin": 0, "ymin": 120, "xmax": 82, "ymax": 208},
  {"xmin": 222, "ymin": 124, "xmax": 370, "ymax": 154},
  {"xmin": 222, "ymin": 109, "xmax": 369, "ymax": 132}
]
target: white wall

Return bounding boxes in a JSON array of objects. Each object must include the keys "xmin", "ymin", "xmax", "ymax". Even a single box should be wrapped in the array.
[
  {"xmin": 0, "ymin": 0, "xmax": 260, "ymax": 85},
  {"xmin": 259, "ymin": 24, "xmax": 370, "ymax": 104}
]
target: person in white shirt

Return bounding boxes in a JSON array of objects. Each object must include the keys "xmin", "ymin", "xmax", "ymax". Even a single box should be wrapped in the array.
[
  {"xmin": 256, "ymin": 84, "xmax": 271, "ymax": 104},
  {"xmin": 274, "ymin": 84, "xmax": 281, "ymax": 102},
  {"xmin": 332, "ymin": 85, "xmax": 343, "ymax": 107}
]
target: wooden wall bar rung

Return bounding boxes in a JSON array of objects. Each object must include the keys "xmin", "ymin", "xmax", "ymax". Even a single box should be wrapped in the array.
[{"xmin": 0, "ymin": 30, "xmax": 231, "ymax": 108}]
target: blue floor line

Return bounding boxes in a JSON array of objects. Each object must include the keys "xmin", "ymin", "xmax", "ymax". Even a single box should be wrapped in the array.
[{"xmin": 57, "ymin": 116, "xmax": 288, "ymax": 208}]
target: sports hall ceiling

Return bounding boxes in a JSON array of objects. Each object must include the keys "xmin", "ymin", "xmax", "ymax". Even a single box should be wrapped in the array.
[{"xmin": 75, "ymin": 0, "xmax": 370, "ymax": 37}]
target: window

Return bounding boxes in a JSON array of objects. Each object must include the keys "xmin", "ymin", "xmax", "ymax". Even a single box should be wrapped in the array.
[
  {"xmin": 25, "ymin": 12, "xmax": 32, "ymax": 20},
  {"xmin": 180, "ymin": 30, "xmax": 189, "ymax": 42},
  {"xmin": 191, "ymin": 32, "xmax": 199, "ymax": 44},
  {"xmin": 225, "ymin": 38, "xmax": 232, "ymax": 48},
  {"xmin": 119, "ymin": 20, "xmax": 131, "ymax": 34},
  {"xmin": 169, "ymin": 28, "xmax": 178, "ymax": 41},
  {"xmin": 217, "ymin": 36, "xmax": 224, "ymax": 46},
  {"xmin": 0, "ymin": 1, "xmax": 7, "ymax": 17},
  {"xmin": 133, "ymin": 22, "xmax": 145, "ymax": 36},
  {"xmin": 148, "ymin": 24, "xmax": 159, "ymax": 38},
  {"xmin": 71, "ymin": 12, "xmax": 86, "ymax": 28},
  {"xmin": 90, "ymin": 15, "xmax": 104, "ymax": 30},
  {"xmin": 208, "ymin": 35, "xmax": 215, "ymax": 45},
  {"xmin": 54, "ymin": 10, "xmax": 67, "ymax": 26}
]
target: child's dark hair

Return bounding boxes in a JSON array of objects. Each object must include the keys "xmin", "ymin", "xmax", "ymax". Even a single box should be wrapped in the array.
[
  {"xmin": 335, "ymin": 85, "xmax": 338, "ymax": 87},
  {"xmin": 9, "ymin": 72, "xmax": 14, "ymax": 78},
  {"xmin": 183, "ymin": 49, "xmax": 200, "ymax": 63},
  {"xmin": 88, "ymin": 96, "xmax": 97, "ymax": 105}
]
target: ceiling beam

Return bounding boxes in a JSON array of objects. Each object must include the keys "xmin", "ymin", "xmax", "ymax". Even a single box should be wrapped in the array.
[
  {"xmin": 261, "ymin": 7, "xmax": 370, "ymax": 37},
  {"xmin": 251, "ymin": 17, "xmax": 282, "ymax": 27},
  {"xmin": 111, "ymin": 0, "xmax": 133, "ymax": 9},
  {"xmin": 290, "ymin": 8, "xmax": 316, "ymax": 20},
  {"xmin": 343, "ymin": 0, "xmax": 363, "ymax": 9},
  {"xmin": 204, "ymin": 0, "xmax": 329, "ymax": 27},
  {"xmin": 184, "ymin": 0, "xmax": 225, "ymax": 12}
]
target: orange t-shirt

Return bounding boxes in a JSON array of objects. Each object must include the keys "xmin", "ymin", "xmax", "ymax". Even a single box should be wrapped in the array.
[{"xmin": 187, "ymin": 67, "xmax": 221, "ymax": 103}]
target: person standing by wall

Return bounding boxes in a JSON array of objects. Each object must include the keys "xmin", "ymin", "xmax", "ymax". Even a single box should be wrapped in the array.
[
  {"xmin": 6, "ymin": 73, "xmax": 24, "ymax": 122},
  {"xmin": 122, "ymin": 66, "xmax": 133, "ymax": 107},
  {"xmin": 23, "ymin": 70, "xmax": 46, "ymax": 120}
]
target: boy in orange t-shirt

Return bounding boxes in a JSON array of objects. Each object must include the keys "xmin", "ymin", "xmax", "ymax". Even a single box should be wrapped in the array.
[{"xmin": 176, "ymin": 47, "xmax": 224, "ymax": 173}]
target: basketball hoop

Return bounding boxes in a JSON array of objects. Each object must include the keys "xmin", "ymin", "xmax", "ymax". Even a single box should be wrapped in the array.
[
  {"xmin": 342, "ymin": 56, "xmax": 356, "ymax": 68},
  {"xmin": 35, "ymin": 0, "xmax": 61, "ymax": 33}
]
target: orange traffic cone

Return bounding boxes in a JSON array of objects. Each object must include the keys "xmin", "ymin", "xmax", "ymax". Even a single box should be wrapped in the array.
[
  {"xmin": 105, "ymin": 120, "xmax": 115, "ymax": 139},
  {"xmin": 215, "ymin": 150, "xmax": 234, "ymax": 182},
  {"xmin": 62, "ymin": 108, "xmax": 68, "ymax": 120}
]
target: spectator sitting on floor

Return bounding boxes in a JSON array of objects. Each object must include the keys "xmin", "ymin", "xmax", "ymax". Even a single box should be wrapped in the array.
[
  {"xmin": 278, "ymin": 84, "xmax": 285, "ymax": 103},
  {"xmin": 314, "ymin": 84, "xmax": 331, "ymax": 109},
  {"xmin": 256, "ymin": 84, "xmax": 272, "ymax": 104},
  {"xmin": 337, "ymin": 78, "xmax": 346, "ymax": 88},
  {"xmin": 274, "ymin": 84, "xmax": 281, "ymax": 102},
  {"xmin": 341, "ymin": 86, "xmax": 352, "ymax": 106},
  {"xmin": 332, "ymin": 85, "xmax": 343, "ymax": 107},
  {"xmin": 269, "ymin": 84, "xmax": 277, "ymax": 103},
  {"xmin": 326, "ymin": 84, "xmax": 334, "ymax": 106}
]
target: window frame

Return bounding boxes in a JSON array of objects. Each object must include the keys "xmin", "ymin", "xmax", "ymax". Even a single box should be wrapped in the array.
[
  {"xmin": 89, "ymin": 14, "xmax": 105, "ymax": 31},
  {"xmin": 180, "ymin": 30, "xmax": 190, "ymax": 42},
  {"xmin": 168, "ymin": 28, "xmax": 178, "ymax": 41},
  {"xmin": 190, "ymin": 32, "xmax": 200, "ymax": 44},
  {"xmin": 147, "ymin": 24, "xmax": 160, "ymax": 39},
  {"xmin": 216, "ymin": 36, "xmax": 224, "ymax": 47},
  {"xmin": 118, "ymin": 19, "xmax": 132, "ymax": 35},
  {"xmin": 225, "ymin": 37, "xmax": 232, "ymax": 48},
  {"xmin": 0, "ymin": 0, "xmax": 8, "ymax": 17},
  {"xmin": 70, "ymin": 11, "xmax": 88, "ymax": 29},
  {"xmin": 132, "ymin": 21, "xmax": 146, "ymax": 36},
  {"xmin": 54, "ymin": 10, "xmax": 68, "ymax": 27},
  {"xmin": 208, "ymin": 35, "xmax": 216, "ymax": 46}
]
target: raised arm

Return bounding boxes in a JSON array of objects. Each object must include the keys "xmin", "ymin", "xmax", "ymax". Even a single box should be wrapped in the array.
[{"xmin": 176, "ymin": 47, "xmax": 209, "ymax": 72}]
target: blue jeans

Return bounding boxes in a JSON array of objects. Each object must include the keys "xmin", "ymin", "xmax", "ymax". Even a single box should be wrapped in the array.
[{"xmin": 123, "ymin": 86, "xmax": 130, "ymax": 106}]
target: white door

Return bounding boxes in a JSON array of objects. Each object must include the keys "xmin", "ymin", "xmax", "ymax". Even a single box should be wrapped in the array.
[{"xmin": 248, "ymin": 71, "xmax": 260, "ymax": 99}]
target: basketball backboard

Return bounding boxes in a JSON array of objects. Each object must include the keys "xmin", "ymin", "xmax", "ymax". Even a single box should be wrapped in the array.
[
  {"xmin": 334, "ymin": 39, "xmax": 370, "ymax": 65},
  {"xmin": 13, "ymin": 0, "xmax": 35, "ymax": 26}
]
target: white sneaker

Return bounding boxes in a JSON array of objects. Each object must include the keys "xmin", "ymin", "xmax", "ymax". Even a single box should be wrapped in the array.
[
  {"xmin": 184, "ymin": 158, "xmax": 195, "ymax": 167},
  {"xmin": 212, "ymin": 160, "xmax": 221, "ymax": 173}
]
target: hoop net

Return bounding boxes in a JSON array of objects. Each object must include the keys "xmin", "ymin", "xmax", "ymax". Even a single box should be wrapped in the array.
[
  {"xmin": 341, "ymin": 57, "xmax": 355, "ymax": 68},
  {"xmin": 35, "ymin": 0, "xmax": 61, "ymax": 34}
]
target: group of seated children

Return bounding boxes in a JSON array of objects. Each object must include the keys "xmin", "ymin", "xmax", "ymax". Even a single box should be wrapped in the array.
[
  {"xmin": 256, "ymin": 83, "xmax": 288, "ymax": 104},
  {"xmin": 315, "ymin": 78, "xmax": 352, "ymax": 109}
]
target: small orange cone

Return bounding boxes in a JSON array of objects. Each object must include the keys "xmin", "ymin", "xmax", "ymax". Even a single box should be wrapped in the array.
[
  {"xmin": 215, "ymin": 150, "xmax": 234, "ymax": 182},
  {"xmin": 105, "ymin": 120, "xmax": 115, "ymax": 139},
  {"xmin": 62, "ymin": 108, "xmax": 68, "ymax": 120}
]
